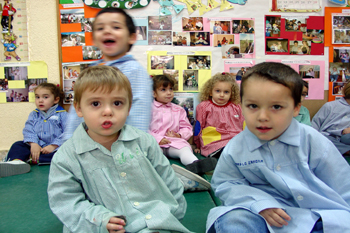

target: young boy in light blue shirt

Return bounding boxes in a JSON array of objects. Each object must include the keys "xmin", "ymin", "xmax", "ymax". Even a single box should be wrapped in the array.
[
  {"xmin": 48, "ymin": 66, "xmax": 208, "ymax": 233},
  {"xmin": 207, "ymin": 62, "xmax": 350, "ymax": 233}
]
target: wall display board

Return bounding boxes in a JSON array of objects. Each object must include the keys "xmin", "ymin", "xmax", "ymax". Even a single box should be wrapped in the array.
[
  {"xmin": 270, "ymin": 0, "xmax": 322, "ymax": 12},
  {"xmin": 0, "ymin": 61, "xmax": 48, "ymax": 103}
]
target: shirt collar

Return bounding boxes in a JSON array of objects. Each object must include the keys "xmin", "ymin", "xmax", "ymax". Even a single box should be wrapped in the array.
[
  {"xmin": 73, "ymin": 123, "xmax": 141, "ymax": 154},
  {"xmin": 91, "ymin": 54, "xmax": 134, "ymax": 66},
  {"xmin": 35, "ymin": 104, "xmax": 62, "ymax": 118},
  {"xmin": 340, "ymin": 97, "xmax": 350, "ymax": 106},
  {"xmin": 245, "ymin": 118, "xmax": 300, "ymax": 152},
  {"xmin": 153, "ymin": 100, "xmax": 172, "ymax": 107},
  {"xmin": 209, "ymin": 99, "xmax": 231, "ymax": 107}
]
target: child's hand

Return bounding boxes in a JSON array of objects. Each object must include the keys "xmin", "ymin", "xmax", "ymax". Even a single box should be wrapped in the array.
[
  {"xmin": 259, "ymin": 208, "xmax": 291, "ymax": 227},
  {"xmin": 342, "ymin": 127, "xmax": 350, "ymax": 135},
  {"xmin": 29, "ymin": 143, "xmax": 41, "ymax": 162},
  {"xmin": 41, "ymin": 145, "xmax": 58, "ymax": 154},
  {"xmin": 166, "ymin": 130, "xmax": 181, "ymax": 138},
  {"xmin": 159, "ymin": 138, "xmax": 171, "ymax": 145},
  {"xmin": 107, "ymin": 216, "xmax": 126, "ymax": 233},
  {"xmin": 194, "ymin": 148, "xmax": 201, "ymax": 154}
]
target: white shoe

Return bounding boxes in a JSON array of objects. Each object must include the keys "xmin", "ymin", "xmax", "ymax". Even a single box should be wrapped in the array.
[
  {"xmin": 0, "ymin": 160, "xmax": 30, "ymax": 177},
  {"xmin": 172, "ymin": 164, "xmax": 211, "ymax": 192}
]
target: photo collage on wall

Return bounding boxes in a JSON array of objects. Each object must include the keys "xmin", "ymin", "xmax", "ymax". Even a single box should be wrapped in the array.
[
  {"xmin": 148, "ymin": 51, "xmax": 211, "ymax": 93},
  {"xmin": 0, "ymin": 62, "xmax": 48, "ymax": 103},
  {"xmin": 265, "ymin": 15, "xmax": 324, "ymax": 55}
]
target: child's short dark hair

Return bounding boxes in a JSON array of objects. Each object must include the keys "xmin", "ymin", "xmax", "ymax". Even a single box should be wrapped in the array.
[
  {"xmin": 35, "ymin": 82, "xmax": 65, "ymax": 106},
  {"xmin": 240, "ymin": 62, "xmax": 303, "ymax": 107},
  {"xmin": 152, "ymin": 75, "xmax": 174, "ymax": 91},
  {"xmin": 92, "ymin": 8, "xmax": 136, "ymax": 52},
  {"xmin": 303, "ymin": 80, "xmax": 309, "ymax": 89},
  {"xmin": 343, "ymin": 81, "xmax": 350, "ymax": 98}
]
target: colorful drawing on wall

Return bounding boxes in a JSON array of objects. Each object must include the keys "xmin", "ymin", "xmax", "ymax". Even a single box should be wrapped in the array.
[
  {"xmin": 265, "ymin": 15, "xmax": 325, "ymax": 55},
  {"xmin": 0, "ymin": 0, "xmax": 28, "ymax": 62},
  {"xmin": 82, "ymin": 0, "xmax": 150, "ymax": 9}
]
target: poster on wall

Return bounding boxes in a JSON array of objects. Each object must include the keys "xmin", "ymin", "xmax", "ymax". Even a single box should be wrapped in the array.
[
  {"xmin": 270, "ymin": 0, "xmax": 322, "ymax": 12},
  {"xmin": 0, "ymin": 0, "xmax": 29, "ymax": 62}
]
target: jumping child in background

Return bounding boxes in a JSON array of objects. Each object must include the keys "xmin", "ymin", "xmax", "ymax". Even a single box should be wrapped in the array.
[
  {"xmin": 149, "ymin": 75, "xmax": 217, "ymax": 174},
  {"xmin": 294, "ymin": 80, "xmax": 311, "ymax": 126},
  {"xmin": 0, "ymin": 83, "xmax": 67, "ymax": 177},
  {"xmin": 48, "ymin": 66, "xmax": 191, "ymax": 233},
  {"xmin": 194, "ymin": 72, "xmax": 244, "ymax": 158}
]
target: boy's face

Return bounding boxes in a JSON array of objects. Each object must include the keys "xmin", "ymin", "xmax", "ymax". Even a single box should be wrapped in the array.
[
  {"xmin": 93, "ymin": 12, "xmax": 136, "ymax": 62},
  {"xmin": 241, "ymin": 77, "xmax": 300, "ymax": 141},
  {"xmin": 153, "ymin": 84, "xmax": 174, "ymax": 104},
  {"xmin": 75, "ymin": 86, "xmax": 130, "ymax": 145}
]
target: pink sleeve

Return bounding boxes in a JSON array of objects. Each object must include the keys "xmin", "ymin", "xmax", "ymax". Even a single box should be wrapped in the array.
[{"xmin": 177, "ymin": 108, "xmax": 193, "ymax": 140}]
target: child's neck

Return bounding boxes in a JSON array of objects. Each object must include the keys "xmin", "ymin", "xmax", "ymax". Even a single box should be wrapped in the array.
[{"xmin": 212, "ymin": 99, "xmax": 228, "ymax": 106}]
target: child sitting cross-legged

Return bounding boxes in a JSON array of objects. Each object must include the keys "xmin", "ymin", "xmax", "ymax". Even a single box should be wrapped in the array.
[
  {"xmin": 48, "ymin": 66, "xmax": 201, "ymax": 233},
  {"xmin": 206, "ymin": 62, "xmax": 350, "ymax": 233},
  {"xmin": 0, "ymin": 83, "xmax": 67, "ymax": 177},
  {"xmin": 149, "ymin": 74, "xmax": 217, "ymax": 175}
]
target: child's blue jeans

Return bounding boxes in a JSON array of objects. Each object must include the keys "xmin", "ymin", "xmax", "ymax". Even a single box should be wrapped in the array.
[
  {"xmin": 7, "ymin": 141, "xmax": 55, "ymax": 164},
  {"xmin": 207, "ymin": 208, "xmax": 323, "ymax": 233}
]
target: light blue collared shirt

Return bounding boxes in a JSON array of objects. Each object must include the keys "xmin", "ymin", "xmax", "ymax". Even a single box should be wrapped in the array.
[
  {"xmin": 207, "ymin": 119, "xmax": 350, "ymax": 233},
  {"xmin": 63, "ymin": 55, "xmax": 152, "ymax": 141},
  {"xmin": 23, "ymin": 104, "xmax": 67, "ymax": 148},
  {"xmin": 48, "ymin": 123, "xmax": 189, "ymax": 233}
]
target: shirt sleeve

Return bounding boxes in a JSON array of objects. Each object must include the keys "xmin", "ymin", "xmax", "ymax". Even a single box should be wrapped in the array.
[
  {"xmin": 177, "ymin": 108, "xmax": 193, "ymax": 141},
  {"xmin": 145, "ymin": 134, "xmax": 187, "ymax": 220},
  {"xmin": 312, "ymin": 103, "xmax": 330, "ymax": 133},
  {"xmin": 23, "ymin": 111, "xmax": 39, "ymax": 144},
  {"xmin": 194, "ymin": 103, "xmax": 205, "ymax": 149},
  {"xmin": 211, "ymin": 143, "xmax": 283, "ymax": 214},
  {"xmin": 48, "ymin": 147, "xmax": 117, "ymax": 233},
  {"xmin": 126, "ymin": 68, "xmax": 152, "ymax": 132},
  {"xmin": 51, "ymin": 111, "xmax": 69, "ymax": 147}
]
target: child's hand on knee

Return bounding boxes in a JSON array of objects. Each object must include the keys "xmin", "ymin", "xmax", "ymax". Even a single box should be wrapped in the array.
[
  {"xmin": 159, "ymin": 138, "xmax": 171, "ymax": 145},
  {"xmin": 194, "ymin": 148, "xmax": 201, "ymax": 153},
  {"xmin": 41, "ymin": 144, "xmax": 58, "ymax": 154},
  {"xmin": 107, "ymin": 216, "xmax": 126, "ymax": 233},
  {"xmin": 29, "ymin": 142, "xmax": 41, "ymax": 162},
  {"xmin": 259, "ymin": 208, "xmax": 291, "ymax": 228}
]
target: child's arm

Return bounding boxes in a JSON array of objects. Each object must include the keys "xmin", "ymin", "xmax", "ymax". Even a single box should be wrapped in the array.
[
  {"xmin": 175, "ymin": 107, "xmax": 193, "ymax": 140},
  {"xmin": 48, "ymin": 148, "xmax": 123, "ymax": 232},
  {"xmin": 23, "ymin": 111, "xmax": 40, "ymax": 145},
  {"xmin": 193, "ymin": 103, "xmax": 206, "ymax": 152},
  {"xmin": 259, "ymin": 208, "xmax": 291, "ymax": 227},
  {"xmin": 311, "ymin": 103, "xmax": 335, "ymax": 135}
]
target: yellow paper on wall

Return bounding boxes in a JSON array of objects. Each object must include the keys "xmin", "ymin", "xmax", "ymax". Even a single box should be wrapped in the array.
[
  {"xmin": 28, "ymin": 61, "xmax": 48, "ymax": 79},
  {"xmin": 0, "ymin": 92, "xmax": 6, "ymax": 103},
  {"xmin": 202, "ymin": 126, "xmax": 221, "ymax": 146},
  {"xmin": 8, "ymin": 80, "xmax": 25, "ymax": 89},
  {"xmin": 28, "ymin": 92, "xmax": 35, "ymax": 102}
]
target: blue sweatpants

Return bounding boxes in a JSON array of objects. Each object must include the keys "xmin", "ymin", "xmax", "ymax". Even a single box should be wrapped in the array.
[{"xmin": 7, "ymin": 141, "xmax": 55, "ymax": 164}]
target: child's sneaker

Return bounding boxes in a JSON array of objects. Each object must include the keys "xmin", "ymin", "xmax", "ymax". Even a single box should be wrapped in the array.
[
  {"xmin": 172, "ymin": 164, "xmax": 211, "ymax": 192},
  {"xmin": 185, "ymin": 157, "xmax": 217, "ymax": 174},
  {"xmin": 0, "ymin": 160, "xmax": 30, "ymax": 177}
]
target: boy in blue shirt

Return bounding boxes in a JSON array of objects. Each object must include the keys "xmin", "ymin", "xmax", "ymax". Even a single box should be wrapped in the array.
[
  {"xmin": 48, "ymin": 66, "xmax": 200, "ymax": 233},
  {"xmin": 206, "ymin": 62, "xmax": 350, "ymax": 233},
  {"xmin": 63, "ymin": 7, "xmax": 152, "ymax": 140}
]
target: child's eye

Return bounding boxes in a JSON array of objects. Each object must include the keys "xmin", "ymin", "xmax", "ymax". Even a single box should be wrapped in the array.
[
  {"xmin": 91, "ymin": 101, "xmax": 100, "ymax": 107},
  {"xmin": 44, "ymin": 96, "xmax": 48, "ymax": 99},
  {"xmin": 169, "ymin": 88, "xmax": 173, "ymax": 91},
  {"xmin": 215, "ymin": 90, "xmax": 220, "ymax": 93},
  {"xmin": 161, "ymin": 89, "xmax": 166, "ymax": 92},
  {"xmin": 248, "ymin": 104, "xmax": 257, "ymax": 109},
  {"xmin": 96, "ymin": 27, "xmax": 103, "ymax": 31},
  {"xmin": 224, "ymin": 91, "xmax": 230, "ymax": 94},
  {"xmin": 113, "ymin": 26, "xmax": 120, "ymax": 30},
  {"xmin": 272, "ymin": 105, "xmax": 282, "ymax": 110},
  {"xmin": 114, "ymin": 101, "xmax": 122, "ymax": 106}
]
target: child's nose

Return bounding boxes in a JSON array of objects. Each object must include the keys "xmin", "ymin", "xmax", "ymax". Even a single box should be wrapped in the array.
[
  {"xmin": 102, "ymin": 105, "xmax": 113, "ymax": 116},
  {"xmin": 258, "ymin": 109, "xmax": 269, "ymax": 121}
]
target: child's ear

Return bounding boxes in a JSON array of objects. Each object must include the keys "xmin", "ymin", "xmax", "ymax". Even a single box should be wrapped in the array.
[
  {"xmin": 153, "ymin": 91, "xmax": 157, "ymax": 99},
  {"xmin": 129, "ymin": 33, "xmax": 137, "ymax": 45},
  {"xmin": 54, "ymin": 97, "xmax": 60, "ymax": 104},
  {"xmin": 293, "ymin": 103, "xmax": 301, "ymax": 117},
  {"xmin": 74, "ymin": 103, "xmax": 84, "ymax": 118}
]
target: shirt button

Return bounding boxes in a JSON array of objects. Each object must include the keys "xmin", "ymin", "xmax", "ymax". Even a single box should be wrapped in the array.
[
  {"xmin": 276, "ymin": 165, "xmax": 281, "ymax": 171},
  {"xmin": 270, "ymin": 140, "xmax": 276, "ymax": 146},
  {"xmin": 134, "ymin": 202, "xmax": 140, "ymax": 206},
  {"xmin": 120, "ymin": 172, "xmax": 126, "ymax": 177},
  {"xmin": 297, "ymin": 195, "xmax": 303, "ymax": 201},
  {"xmin": 116, "ymin": 154, "xmax": 121, "ymax": 159},
  {"xmin": 145, "ymin": 214, "xmax": 152, "ymax": 220}
]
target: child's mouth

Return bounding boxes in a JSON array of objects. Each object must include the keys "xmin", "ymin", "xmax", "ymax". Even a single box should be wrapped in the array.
[
  {"xmin": 257, "ymin": 126, "xmax": 271, "ymax": 133},
  {"xmin": 102, "ymin": 121, "xmax": 113, "ymax": 129},
  {"xmin": 103, "ymin": 39, "xmax": 116, "ymax": 46}
]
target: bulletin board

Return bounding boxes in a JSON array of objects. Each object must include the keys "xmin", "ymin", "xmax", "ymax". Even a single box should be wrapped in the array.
[{"xmin": 57, "ymin": 0, "xmax": 337, "ymax": 107}]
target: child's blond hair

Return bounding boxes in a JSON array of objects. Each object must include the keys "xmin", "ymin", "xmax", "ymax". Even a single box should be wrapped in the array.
[
  {"xmin": 74, "ymin": 66, "xmax": 132, "ymax": 109},
  {"xmin": 199, "ymin": 72, "xmax": 240, "ymax": 104}
]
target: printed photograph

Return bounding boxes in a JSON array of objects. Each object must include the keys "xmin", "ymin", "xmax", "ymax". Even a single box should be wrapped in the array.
[
  {"xmin": 136, "ymin": 26, "xmax": 147, "ymax": 41},
  {"xmin": 183, "ymin": 70, "xmax": 199, "ymax": 91},
  {"xmin": 266, "ymin": 39, "xmax": 288, "ymax": 53},
  {"xmin": 6, "ymin": 88, "xmax": 29, "ymax": 102},
  {"xmin": 187, "ymin": 55, "xmax": 211, "ymax": 70},
  {"xmin": 64, "ymin": 92, "xmax": 74, "ymax": 104},
  {"xmin": 0, "ymin": 78, "xmax": 8, "ymax": 91},
  {"xmin": 329, "ymin": 62, "xmax": 350, "ymax": 82},
  {"xmin": 303, "ymin": 29, "xmax": 324, "ymax": 43},
  {"xmin": 229, "ymin": 66, "xmax": 251, "ymax": 81},
  {"xmin": 190, "ymin": 32, "xmax": 210, "ymax": 46},
  {"xmin": 265, "ymin": 16, "xmax": 281, "ymax": 37},
  {"xmin": 213, "ymin": 34, "xmax": 234, "ymax": 47},
  {"xmin": 60, "ymin": 9, "xmax": 84, "ymax": 24},
  {"xmin": 289, "ymin": 40, "xmax": 311, "ymax": 54},
  {"xmin": 240, "ymin": 34, "xmax": 254, "ymax": 54},
  {"xmin": 333, "ymin": 14, "xmax": 350, "ymax": 30},
  {"xmin": 61, "ymin": 32, "xmax": 85, "ymax": 47},
  {"xmin": 172, "ymin": 92, "xmax": 195, "ymax": 125},
  {"xmin": 150, "ymin": 56, "xmax": 175, "ymax": 70},
  {"xmin": 148, "ymin": 31, "xmax": 172, "ymax": 45},
  {"xmin": 333, "ymin": 29, "xmax": 350, "ymax": 44},
  {"xmin": 232, "ymin": 19, "xmax": 255, "ymax": 34},
  {"xmin": 284, "ymin": 17, "xmax": 306, "ymax": 32},
  {"xmin": 173, "ymin": 32, "xmax": 191, "ymax": 46},
  {"xmin": 81, "ymin": 18, "xmax": 93, "ymax": 32},
  {"xmin": 299, "ymin": 65, "xmax": 320, "ymax": 79},
  {"xmin": 333, "ymin": 48, "xmax": 350, "ymax": 63},
  {"xmin": 5, "ymin": 67, "xmax": 28, "ymax": 80},
  {"xmin": 82, "ymin": 46, "xmax": 102, "ymax": 60},
  {"xmin": 210, "ymin": 21, "xmax": 231, "ymax": 34},
  {"xmin": 182, "ymin": 17, "xmax": 203, "ymax": 31},
  {"xmin": 148, "ymin": 16, "xmax": 172, "ymax": 30},
  {"xmin": 26, "ymin": 78, "xmax": 47, "ymax": 92}
]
